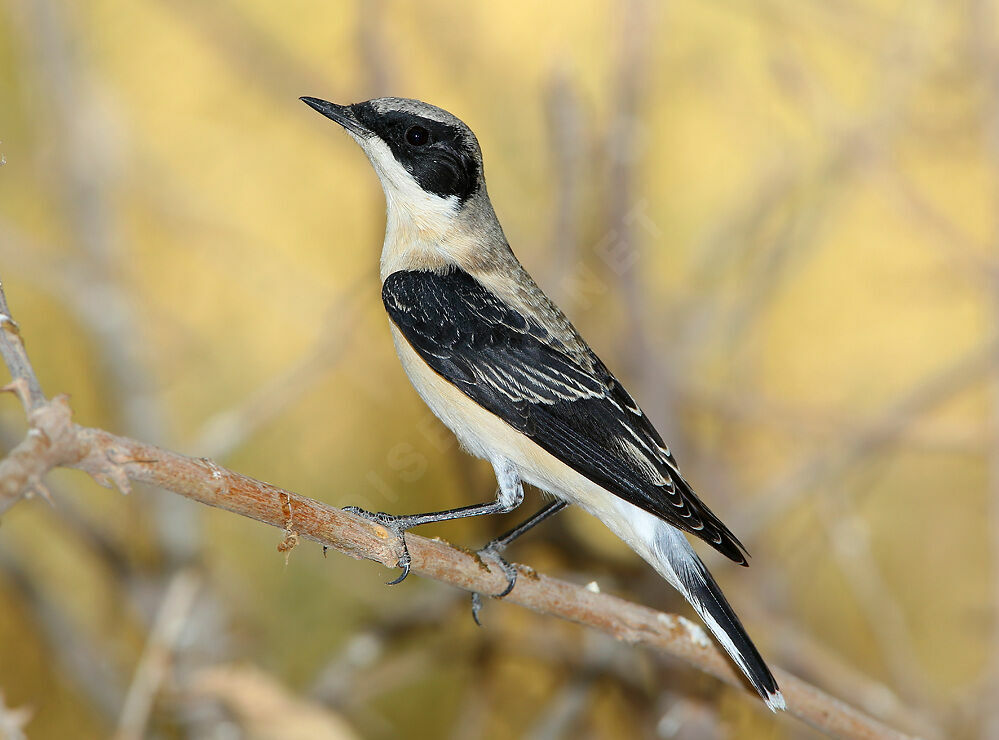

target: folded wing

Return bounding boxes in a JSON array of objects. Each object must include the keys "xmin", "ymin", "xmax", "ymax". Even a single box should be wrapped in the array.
[{"xmin": 382, "ymin": 267, "xmax": 749, "ymax": 564}]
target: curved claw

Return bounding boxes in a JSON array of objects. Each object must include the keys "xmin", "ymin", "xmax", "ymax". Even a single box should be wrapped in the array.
[
  {"xmin": 493, "ymin": 552, "xmax": 517, "ymax": 599},
  {"xmin": 342, "ymin": 506, "xmax": 411, "ymax": 584},
  {"xmin": 471, "ymin": 592, "xmax": 485, "ymax": 626},
  {"xmin": 480, "ymin": 544, "xmax": 518, "ymax": 599},
  {"xmin": 385, "ymin": 539, "xmax": 412, "ymax": 585},
  {"xmin": 494, "ymin": 559, "xmax": 518, "ymax": 599},
  {"xmin": 468, "ymin": 544, "xmax": 519, "ymax": 625},
  {"xmin": 385, "ymin": 557, "xmax": 410, "ymax": 585}
]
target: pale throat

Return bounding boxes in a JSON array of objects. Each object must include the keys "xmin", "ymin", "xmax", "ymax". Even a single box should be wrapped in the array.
[
  {"xmin": 377, "ymin": 177, "xmax": 475, "ymax": 279},
  {"xmin": 354, "ymin": 137, "xmax": 463, "ymax": 278}
]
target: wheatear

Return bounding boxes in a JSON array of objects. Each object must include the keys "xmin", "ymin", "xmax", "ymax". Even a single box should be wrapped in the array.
[{"xmin": 302, "ymin": 96, "xmax": 784, "ymax": 711}]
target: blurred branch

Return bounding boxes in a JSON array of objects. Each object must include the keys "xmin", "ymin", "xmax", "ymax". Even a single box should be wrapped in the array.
[
  {"xmin": 190, "ymin": 279, "xmax": 367, "ymax": 459},
  {"xmin": 357, "ymin": 0, "xmax": 392, "ymax": 97},
  {"xmin": 309, "ymin": 587, "xmax": 466, "ymax": 705},
  {"xmin": 21, "ymin": 0, "xmax": 166, "ymax": 445},
  {"xmin": 605, "ymin": 0, "xmax": 656, "ymax": 391},
  {"xmin": 185, "ymin": 663, "xmax": 359, "ymax": 739},
  {"xmin": 684, "ymin": 381, "xmax": 987, "ymax": 454},
  {"xmin": 543, "ymin": 69, "xmax": 585, "ymax": 308},
  {"xmin": 114, "ymin": 569, "xmax": 201, "ymax": 740},
  {"xmin": 18, "ymin": 0, "xmax": 201, "ymax": 563},
  {"xmin": 768, "ymin": 613, "xmax": 940, "ymax": 739},
  {"xmin": 817, "ymin": 478, "xmax": 932, "ymax": 710},
  {"xmin": 879, "ymin": 165, "xmax": 998, "ymax": 281},
  {"xmin": 969, "ymin": 2, "xmax": 999, "ymax": 737},
  {"xmin": 0, "ymin": 281, "xmax": 914, "ymax": 739},
  {"xmin": 155, "ymin": 0, "xmax": 334, "ymax": 101},
  {"xmin": 0, "ymin": 543, "xmax": 126, "ymax": 720},
  {"xmin": 0, "ymin": 691, "xmax": 31, "ymax": 740},
  {"xmin": 525, "ymin": 671, "xmax": 595, "ymax": 740},
  {"xmin": 740, "ymin": 338, "xmax": 998, "ymax": 539}
]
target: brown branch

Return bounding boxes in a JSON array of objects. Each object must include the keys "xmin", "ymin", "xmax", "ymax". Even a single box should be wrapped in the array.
[
  {"xmin": 0, "ymin": 397, "xmax": 84, "ymax": 514},
  {"xmin": 0, "ymin": 286, "xmax": 915, "ymax": 740}
]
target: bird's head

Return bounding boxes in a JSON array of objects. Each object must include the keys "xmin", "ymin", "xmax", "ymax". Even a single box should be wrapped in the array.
[{"xmin": 301, "ymin": 96, "xmax": 487, "ymax": 236}]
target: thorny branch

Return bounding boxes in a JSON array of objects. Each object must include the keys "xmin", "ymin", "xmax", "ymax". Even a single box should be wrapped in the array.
[
  {"xmin": 0, "ymin": 284, "xmax": 44, "ymax": 412},
  {"xmin": 0, "ymin": 282, "xmax": 914, "ymax": 740}
]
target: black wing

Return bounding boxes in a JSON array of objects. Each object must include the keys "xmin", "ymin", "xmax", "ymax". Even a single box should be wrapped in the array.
[{"xmin": 383, "ymin": 268, "xmax": 749, "ymax": 564}]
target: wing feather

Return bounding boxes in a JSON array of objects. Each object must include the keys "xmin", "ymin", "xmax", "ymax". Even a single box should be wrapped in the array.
[{"xmin": 383, "ymin": 267, "xmax": 748, "ymax": 564}]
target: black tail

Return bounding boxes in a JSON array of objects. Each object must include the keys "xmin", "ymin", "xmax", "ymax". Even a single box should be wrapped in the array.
[
  {"xmin": 683, "ymin": 553, "xmax": 784, "ymax": 710},
  {"xmin": 638, "ymin": 512, "xmax": 785, "ymax": 711}
]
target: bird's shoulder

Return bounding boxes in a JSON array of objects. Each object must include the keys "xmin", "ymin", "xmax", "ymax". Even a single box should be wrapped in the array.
[{"xmin": 382, "ymin": 265, "xmax": 609, "ymax": 401}]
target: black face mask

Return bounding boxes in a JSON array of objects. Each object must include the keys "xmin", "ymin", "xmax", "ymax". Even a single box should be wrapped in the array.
[{"xmin": 351, "ymin": 102, "xmax": 480, "ymax": 204}]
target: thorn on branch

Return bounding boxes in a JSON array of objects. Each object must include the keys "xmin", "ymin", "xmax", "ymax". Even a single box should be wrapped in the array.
[
  {"xmin": 25, "ymin": 477, "xmax": 54, "ymax": 506},
  {"xmin": 90, "ymin": 445, "xmax": 158, "ymax": 496},
  {"xmin": 1, "ymin": 379, "xmax": 31, "ymax": 409},
  {"xmin": 0, "ymin": 313, "xmax": 20, "ymax": 335},
  {"xmin": 89, "ymin": 448, "xmax": 135, "ymax": 496}
]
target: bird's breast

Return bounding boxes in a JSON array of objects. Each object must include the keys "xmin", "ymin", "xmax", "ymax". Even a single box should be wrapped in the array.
[{"xmin": 388, "ymin": 323, "xmax": 506, "ymax": 461}]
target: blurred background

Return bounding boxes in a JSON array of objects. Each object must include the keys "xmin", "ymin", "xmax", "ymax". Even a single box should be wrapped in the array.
[{"xmin": 0, "ymin": 0, "xmax": 996, "ymax": 737}]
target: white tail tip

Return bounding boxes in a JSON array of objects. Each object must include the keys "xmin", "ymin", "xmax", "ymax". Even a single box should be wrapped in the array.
[{"xmin": 765, "ymin": 689, "xmax": 787, "ymax": 712}]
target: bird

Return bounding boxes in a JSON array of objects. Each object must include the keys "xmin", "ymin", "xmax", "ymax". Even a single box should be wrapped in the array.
[{"xmin": 301, "ymin": 95, "xmax": 785, "ymax": 712}]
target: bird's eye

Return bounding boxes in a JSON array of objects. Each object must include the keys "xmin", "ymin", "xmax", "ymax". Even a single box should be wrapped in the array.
[{"xmin": 405, "ymin": 125, "xmax": 430, "ymax": 146}]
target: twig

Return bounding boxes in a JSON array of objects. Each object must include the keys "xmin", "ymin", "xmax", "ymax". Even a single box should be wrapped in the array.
[
  {"xmin": 0, "ymin": 284, "xmax": 44, "ymax": 412},
  {"xmin": 0, "ymin": 284, "xmax": 914, "ymax": 739},
  {"xmin": 0, "ymin": 396, "xmax": 84, "ymax": 514}
]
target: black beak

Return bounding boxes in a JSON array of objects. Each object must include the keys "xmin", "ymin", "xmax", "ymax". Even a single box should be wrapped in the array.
[{"xmin": 300, "ymin": 97, "xmax": 369, "ymax": 136}]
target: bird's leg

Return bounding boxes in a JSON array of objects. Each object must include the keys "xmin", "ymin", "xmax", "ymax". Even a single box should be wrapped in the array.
[
  {"xmin": 343, "ymin": 458, "xmax": 525, "ymax": 585},
  {"xmin": 471, "ymin": 499, "xmax": 568, "ymax": 625}
]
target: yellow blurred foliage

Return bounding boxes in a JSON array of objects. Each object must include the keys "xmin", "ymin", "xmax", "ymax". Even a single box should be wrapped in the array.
[{"xmin": 0, "ymin": 0, "xmax": 996, "ymax": 737}]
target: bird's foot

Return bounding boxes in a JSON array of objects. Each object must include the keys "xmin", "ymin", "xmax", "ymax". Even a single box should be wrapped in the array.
[
  {"xmin": 470, "ymin": 539, "xmax": 519, "ymax": 626},
  {"xmin": 342, "ymin": 506, "xmax": 412, "ymax": 585}
]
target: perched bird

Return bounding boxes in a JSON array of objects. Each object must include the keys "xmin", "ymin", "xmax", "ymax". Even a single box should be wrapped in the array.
[{"xmin": 302, "ymin": 96, "xmax": 784, "ymax": 711}]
